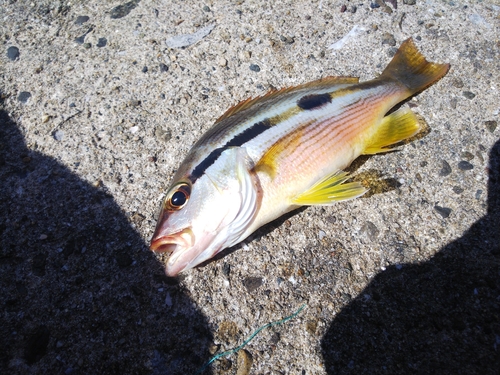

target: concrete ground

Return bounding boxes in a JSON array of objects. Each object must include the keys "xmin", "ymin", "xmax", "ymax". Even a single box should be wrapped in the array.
[{"xmin": 1, "ymin": 0, "xmax": 499, "ymax": 374}]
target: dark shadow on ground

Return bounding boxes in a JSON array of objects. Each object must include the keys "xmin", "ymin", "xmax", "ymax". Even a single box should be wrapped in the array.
[
  {"xmin": 321, "ymin": 139, "xmax": 500, "ymax": 374},
  {"xmin": 0, "ymin": 109, "xmax": 212, "ymax": 374}
]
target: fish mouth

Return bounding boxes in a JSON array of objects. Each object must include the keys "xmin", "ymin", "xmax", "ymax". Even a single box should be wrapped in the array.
[{"xmin": 150, "ymin": 228, "xmax": 194, "ymax": 255}]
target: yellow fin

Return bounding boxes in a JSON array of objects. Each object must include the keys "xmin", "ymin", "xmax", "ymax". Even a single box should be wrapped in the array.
[
  {"xmin": 292, "ymin": 171, "xmax": 367, "ymax": 206},
  {"xmin": 363, "ymin": 107, "xmax": 420, "ymax": 155}
]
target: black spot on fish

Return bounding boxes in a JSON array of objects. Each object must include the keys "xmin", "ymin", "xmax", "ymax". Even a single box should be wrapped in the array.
[
  {"xmin": 297, "ymin": 93, "xmax": 331, "ymax": 110},
  {"xmin": 226, "ymin": 118, "xmax": 272, "ymax": 147}
]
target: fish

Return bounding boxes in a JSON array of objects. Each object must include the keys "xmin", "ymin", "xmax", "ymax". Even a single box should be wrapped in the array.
[{"xmin": 150, "ymin": 38, "xmax": 449, "ymax": 276}]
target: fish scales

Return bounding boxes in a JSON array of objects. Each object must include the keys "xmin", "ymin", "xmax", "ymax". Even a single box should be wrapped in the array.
[{"xmin": 151, "ymin": 38, "xmax": 450, "ymax": 276}]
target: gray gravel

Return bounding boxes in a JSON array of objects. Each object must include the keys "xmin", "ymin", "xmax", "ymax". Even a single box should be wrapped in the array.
[{"xmin": 1, "ymin": 1, "xmax": 499, "ymax": 374}]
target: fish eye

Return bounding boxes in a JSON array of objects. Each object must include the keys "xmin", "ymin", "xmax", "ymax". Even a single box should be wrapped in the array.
[{"xmin": 166, "ymin": 182, "xmax": 191, "ymax": 210}]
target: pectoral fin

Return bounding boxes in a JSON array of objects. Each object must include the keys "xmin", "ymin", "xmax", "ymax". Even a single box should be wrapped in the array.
[
  {"xmin": 292, "ymin": 171, "xmax": 367, "ymax": 206},
  {"xmin": 363, "ymin": 107, "xmax": 421, "ymax": 155}
]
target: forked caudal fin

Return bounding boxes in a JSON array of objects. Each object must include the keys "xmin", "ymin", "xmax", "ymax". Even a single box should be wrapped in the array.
[{"xmin": 380, "ymin": 38, "xmax": 450, "ymax": 95}]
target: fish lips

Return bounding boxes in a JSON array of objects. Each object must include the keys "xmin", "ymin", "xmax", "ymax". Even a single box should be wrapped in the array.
[{"xmin": 150, "ymin": 228, "xmax": 219, "ymax": 276}]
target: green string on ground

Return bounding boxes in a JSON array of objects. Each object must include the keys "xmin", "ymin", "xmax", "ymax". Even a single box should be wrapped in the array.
[{"xmin": 194, "ymin": 303, "xmax": 307, "ymax": 375}]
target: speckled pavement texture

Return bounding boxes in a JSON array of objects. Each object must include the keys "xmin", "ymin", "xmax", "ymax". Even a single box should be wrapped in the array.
[{"xmin": 1, "ymin": 1, "xmax": 499, "ymax": 374}]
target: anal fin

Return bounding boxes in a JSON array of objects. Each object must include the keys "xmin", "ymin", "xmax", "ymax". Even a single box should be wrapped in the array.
[
  {"xmin": 363, "ymin": 107, "xmax": 420, "ymax": 155},
  {"xmin": 292, "ymin": 171, "xmax": 367, "ymax": 206}
]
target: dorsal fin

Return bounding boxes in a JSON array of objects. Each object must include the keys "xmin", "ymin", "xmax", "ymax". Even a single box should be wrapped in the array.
[{"xmin": 215, "ymin": 76, "xmax": 359, "ymax": 123}]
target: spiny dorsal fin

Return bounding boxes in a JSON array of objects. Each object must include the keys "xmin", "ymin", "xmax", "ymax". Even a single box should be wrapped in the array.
[
  {"xmin": 216, "ymin": 76, "xmax": 359, "ymax": 123},
  {"xmin": 292, "ymin": 171, "xmax": 367, "ymax": 206}
]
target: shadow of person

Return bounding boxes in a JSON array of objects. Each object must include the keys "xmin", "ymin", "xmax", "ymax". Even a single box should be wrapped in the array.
[
  {"xmin": 321, "ymin": 139, "xmax": 500, "ymax": 374},
  {"xmin": 0, "ymin": 109, "xmax": 212, "ymax": 374}
]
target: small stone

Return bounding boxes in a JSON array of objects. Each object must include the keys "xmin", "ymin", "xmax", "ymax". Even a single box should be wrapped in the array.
[
  {"xmin": 83, "ymin": 43, "xmax": 91, "ymax": 49},
  {"xmin": 236, "ymin": 349, "xmax": 253, "ymax": 375},
  {"xmin": 340, "ymin": 4, "xmax": 347, "ymax": 12},
  {"xmin": 110, "ymin": 0, "xmax": 140, "ymax": 19},
  {"xmin": 142, "ymin": 66, "xmax": 148, "ymax": 73},
  {"xmin": 7, "ymin": 46, "xmax": 20, "ymax": 61},
  {"xmin": 42, "ymin": 114, "xmax": 51, "ymax": 123},
  {"xmin": 249, "ymin": 64, "xmax": 260, "ymax": 72},
  {"xmin": 39, "ymin": 234, "xmax": 48, "ymax": 240},
  {"xmin": 386, "ymin": 0, "xmax": 398, "ymax": 8},
  {"xmin": 202, "ymin": 5, "xmax": 210, "ymax": 12},
  {"xmin": 451, "ymin": 77, "xmax": 464, "ymax": 88},
  {"xmin": 218, "ymin": 57, "xmax": 227, "ymax": 67},
  {"xmin": 370, "ymin": 2, "xmax": 380, "ymax": 8},
  {"xmin": 452, "ymin": 186, "xmax": 464, "ymax": 194},
  {"xmin": 460, "ymin": 151, "xmax": 474, "ymax": 161},
  {"xmin": 360, "ymin": 221, "xmax": 380, "ymax": 241},
  {"xmin": 434, "ymin": 205, "xmax": 451, "ymax": 219},
  {"xmin": 485, "ymin": 120, "xmax": 497, "ymax": 133},
  {"xmin": 18, "ymin": 91, "xmax": 31, "ymax": 103},
  {"xmin": 242, "ymin": 276, "xmax": 263, "ymax": 293},
  {"xmin": 458, "ymin": 161, "xmax": 473, "ymax": 170},
  {"xmin": 128, "ymin": 100, "xmax": 141, "ymax": 107},
  {"xmin": 96, "ymin": 37, "xmax": 107, "ymax": 47},
  {"xmin": 159, "ymin": 63, "xmax": 169, "ymax": 72},
  {"xmin": 350, "ymin": 5, "xmax": 357, "ymax": 13},
  {"xmin": 475, "ymin": 189, "xmax": 483, "ymax": 199},
  {"xmin": 53, "ymin": 130, "xmax": 64, "ymax": 141},
  {"xmin": 74, "ymin": 15, "xmax": 89, "ymax": 25},
  {"xmin": 382, "ymin": 32, "xmax": 396, "ymax": 46},
  {"xmin": 438, "ymin": 160, "xmax": 452, "ymax": 176},
  {"xmin": 403, "ymin": 0, "xmax": 417, "ymax": 4},
  {"xmin": 306, "ymin": 320, "xmax": 318, "ymax": 335},
  {"xmin": 462, "ymin": 91, "xmax": 476, "ymax": 99}
]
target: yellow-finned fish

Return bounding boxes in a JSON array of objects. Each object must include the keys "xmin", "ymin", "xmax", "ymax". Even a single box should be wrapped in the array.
[{"xmin": 150, "ymin": 38, "xmax": 449, "ymax": 276}]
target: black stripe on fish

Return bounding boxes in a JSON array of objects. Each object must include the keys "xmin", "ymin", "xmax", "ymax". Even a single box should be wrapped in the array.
[
  {"xmin": 189, "ymin": 118, "xmax": 273, "ymax": 183},
  {"xmin": 297, "ymin": 93, "xmax": 332, "ymax": 110},
  {"xmin": 190, "ymin": 147, "xmax": 225, "ymax": 183},
  {"xmin": 226, "ymin": 118, "xmax": 272, "ymax": 147}
]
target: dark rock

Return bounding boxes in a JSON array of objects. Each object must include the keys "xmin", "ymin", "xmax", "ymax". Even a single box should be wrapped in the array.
[
  {"xmin": 403, "ymin": 0, "xmax": 417, "ymax": 4},
  {"xmin": 370, "ymin": 2, "xmax": 380, "ymax": 8},
  {"xmin": 434, "ymin": 205, "xmax": 452, "ymax": 219},
  {"xmin": 202, "ymin": 5, "xmax": 210, "ymax": 12},
  {"xmin": 439, "ymin": 159, "xmax": 452, "ymax": 176},
  {"xmin": 110, "ymin": 0, "xmax": 141, "ymax": 19},
  {"xmin": 249, "ymin": 64, "xmax": 260, "ymax": 72},
  {"xmin": 386, "ymin": 0, "xmax": 398, "ymax": 8},
  {"xmin": 242, "ymin": 276, "xmax": 263, "ymax": 293},
  {"xmin": 460, "ymin": 151, "xmax": 474, "ymax": 161},
  {"xmin": 452, "ymin": 186, "xmax": 464, "ymax": 194},
  {"xmin": 25, "ymin": 325, "xmax": 50, "ymax": 364},
  {"xmin": 340, "ymin": 4, "xmax": 347, "ymax": 12},
  {"xmin": 462, "ymin": 91, "xmax": 476, "ymax": 99},
  {"xmin": 7, "ymin": 46, "xmax": 20, "ymax": 61},
  {"xmin": 74, "ymin": 15, "xmax": 89, "ymax": 25},
  {"xmin": 159, "ymin": 63, "xmax": 169, "ymax": 72},
  {"xmin": 18, "ymin": 91, "xmax": 31, "ymax": 103},
  {"xmin": 142, "ymin": 66, "xmax": 148, "ymax": 73},
  {"xmin": 458, "ymin": 161, "xmax": 473, "ymax": 171},
  {"xmin": 96, "ymin": 37, "xmax": 107, "ymax": 47},
  {"xmin": 485, "ymin": 120, "xmax": 497, "ymax": 133},
  {"xmin": 382, "ymin": 32, "xmax": 396, "ymax": 46}
]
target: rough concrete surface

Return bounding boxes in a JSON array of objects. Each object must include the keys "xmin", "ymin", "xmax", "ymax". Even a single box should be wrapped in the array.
[{"xmin": 1, "ymin": 0, "xmax": 499, "ymax": 374}]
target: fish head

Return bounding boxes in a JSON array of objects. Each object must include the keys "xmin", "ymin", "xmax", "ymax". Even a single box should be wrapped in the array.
[{"xmin": 150, "ymin": 147, "xmax": 260, "ymax": 276}]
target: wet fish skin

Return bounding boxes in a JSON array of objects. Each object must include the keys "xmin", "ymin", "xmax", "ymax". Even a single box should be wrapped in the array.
[{"xmin": 150, "ymin": 38, "xmax": 450, "ymax": 276}]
